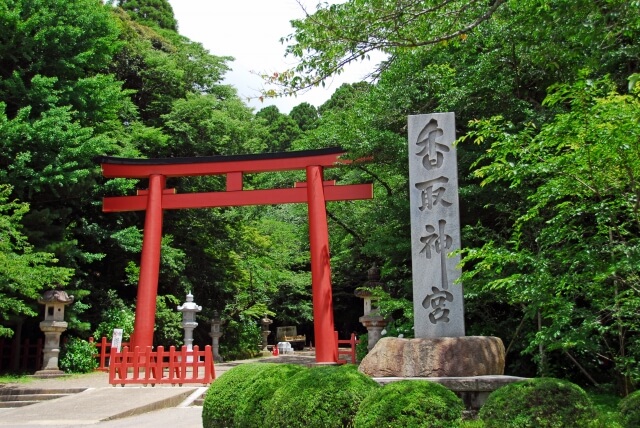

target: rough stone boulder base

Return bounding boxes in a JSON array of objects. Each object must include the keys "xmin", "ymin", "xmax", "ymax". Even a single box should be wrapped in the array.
[{"xmin": 359, "ymin": 336, "xmax": 505, "ymax": 377}]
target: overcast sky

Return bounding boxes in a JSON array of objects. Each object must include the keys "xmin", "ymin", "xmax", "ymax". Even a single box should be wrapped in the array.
[{"xmin": 167, "ymin": 0, "xmax": 378, "ymax": 113}]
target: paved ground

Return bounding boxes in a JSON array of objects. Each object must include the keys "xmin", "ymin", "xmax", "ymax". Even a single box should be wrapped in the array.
[{"xmin": 0, "ymin": 352, "xmax": 316, "ymax": 428}]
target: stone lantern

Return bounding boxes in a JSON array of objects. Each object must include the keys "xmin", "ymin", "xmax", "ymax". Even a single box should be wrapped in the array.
[
  {"xmin": 177, "ymin": 292, "xmax": 202, "ymax": 359},
  {"xmin": 260, "ymin": 314, "xmax": 273, "ymax": 355},
  {"xmin": 209, "ymin": 311, "xmax": 223, "ymax": 362},
  {"xmin": 37, "ymin": 289, "xmax": 74, "ymax": 377},
  {"xmin": 356, "ymin": 265, "xmax": 388, "ymax": 351}
]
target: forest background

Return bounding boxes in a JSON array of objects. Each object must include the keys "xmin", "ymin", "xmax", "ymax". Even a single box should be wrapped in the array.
[{"xmin": 0, "ymin": 0, "xmax": 639, "ymax": 395}]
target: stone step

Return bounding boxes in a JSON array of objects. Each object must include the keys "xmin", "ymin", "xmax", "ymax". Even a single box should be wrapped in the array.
[
  {"xmin": 0, "ymin": 401, "xmax": 40, "ymax": 408},
  {"xmin": 0, "ymin": 388, "xmax": 86, "ymax": 396},
  {"xmin": 0, "ymin": 387, "xmax": 87, "ymax": 409},
  {"xmin": 0, "ymin": 393, "xmax": 69, "ymax": 401}
]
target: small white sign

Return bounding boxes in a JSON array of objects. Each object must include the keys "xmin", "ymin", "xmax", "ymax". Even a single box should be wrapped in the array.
[{"xmin": 111, "ymin": 328, "xmax": 123, "ymax": 353}]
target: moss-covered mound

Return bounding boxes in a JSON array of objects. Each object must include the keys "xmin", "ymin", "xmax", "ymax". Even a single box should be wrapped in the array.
[
  {"xmin": 353, "ymin": 380, "xmax": 464, "ymax": 428},
  {"xmin": 202, "ymin": 363, "xmax": 288, "ymax": 428},
  {"xmin": 264, "ymin": 364, "xmax": 380, "ymax": 428},
  {"xmin": 478, "ymin": 377, "xmax": 596, "ymax": 428},
  {"xmin": 619, "ymin": 389, "xmax": 640, "ymax": 428}
]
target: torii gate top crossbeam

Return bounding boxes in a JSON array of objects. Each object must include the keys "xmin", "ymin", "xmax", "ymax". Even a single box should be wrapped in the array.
[{"xmin": 96, "ymin": 147, "xmax": 350, "ymax": 178}]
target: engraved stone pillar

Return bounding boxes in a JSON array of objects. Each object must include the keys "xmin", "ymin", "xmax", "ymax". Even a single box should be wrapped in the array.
[
  {"xmin": 408, "ymin": 113, "xmax": 465, "ymax": 338},
  {"xmin": 177, "ymin": 292, "xmax": 201, "ymax": 361},
  {"xmin": 209, "ymin": 311, "xmax": 223, "ymax": 362},
  {"xmin": 36, "ymin": 290, "xmax": 74, "ymax": 377}
]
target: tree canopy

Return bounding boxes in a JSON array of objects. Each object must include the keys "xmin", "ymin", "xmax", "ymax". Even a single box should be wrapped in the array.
[{"xmin": 1, "ymin": 0, "xmax": 639, "ymax": 391}]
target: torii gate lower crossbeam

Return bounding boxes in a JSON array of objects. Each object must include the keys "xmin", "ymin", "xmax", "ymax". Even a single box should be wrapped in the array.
[{"xmin": 97, "ymin": 148, "xmax": 373, "ymax": 364}]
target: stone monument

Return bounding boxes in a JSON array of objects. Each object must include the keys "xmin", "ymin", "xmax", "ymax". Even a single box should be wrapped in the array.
[
  {"xmin": 408, "ymin": 113, "xmax": 464, "ymax": 337},
  {"xmin": 359, "ymin": 113, "xmax": 518, "ymax": 410},
  {"xmin": 36, "ymin": 289, "xmax": 74, "ymax": 377}
]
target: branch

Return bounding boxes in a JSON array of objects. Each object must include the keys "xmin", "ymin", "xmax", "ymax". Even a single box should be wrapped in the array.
[
  {"xmin": 563, "ymin": 350, "xmax": 601, "ymax": 387},
  {"xmin": 357, "ymin": 165, "xmax": 393, "ymax": 196},
  {"xmin": 269, "ymin": 0, "xmax": 508, "ymax": 96},
  {"xmin": 327, "ymin": 210, "xmax": 364, "ymax": 246}
]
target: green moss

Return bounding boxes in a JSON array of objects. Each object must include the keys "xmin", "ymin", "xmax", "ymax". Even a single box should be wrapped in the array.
[
  {"xmin": 354, "ymin": 380, "xmax": 464, "ymax": 428},
  {"xmin": 264, "ymin": 364, "xmax": 380, "ymax": 428},
  {"xmin": 478, "ymin": 377, "xmax": 596, "ymax": 428},
  {"xmin": 619, "ymin": 390, "xmax": 640, "ymax": 428}
]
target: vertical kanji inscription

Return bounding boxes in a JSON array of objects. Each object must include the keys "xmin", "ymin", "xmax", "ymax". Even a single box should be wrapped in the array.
[{"xmin": 408, "ymin": 113, "xmax": 465, "ymax": 338}]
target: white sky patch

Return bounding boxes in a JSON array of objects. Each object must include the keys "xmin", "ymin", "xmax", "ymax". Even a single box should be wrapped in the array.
[{"xmin": 167, "ymin": 0, "xmax": 381, "ymax": 113}]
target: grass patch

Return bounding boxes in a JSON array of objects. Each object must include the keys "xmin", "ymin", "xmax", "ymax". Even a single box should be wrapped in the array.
[{"xmin": 0, "ymin": 373, "xmax": 34, "ymax": 384}]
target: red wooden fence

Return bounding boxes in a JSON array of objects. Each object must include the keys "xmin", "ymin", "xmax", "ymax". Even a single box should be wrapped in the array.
[
  {"xmin": 335, "ymin": 332, "xmax": 359, "ymax": 364},
  {"xmin": 108, "ymin": 345, "xmax": 215, "ymax": 386},
  {"xmin": 89, "ymin": 336, "xmax": 131, "ymax": 371}
]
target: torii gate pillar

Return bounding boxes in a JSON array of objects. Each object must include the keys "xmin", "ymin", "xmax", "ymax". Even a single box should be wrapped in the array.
[
  {"xmin": 135, "ymin": 174, "xmax": 165, "ymax": 348},
  {"xmin": 307, "ymin": 165, "xmax": 337, "ymax": 363}
]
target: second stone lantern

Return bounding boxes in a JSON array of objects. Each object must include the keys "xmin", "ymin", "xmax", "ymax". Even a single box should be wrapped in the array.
[
  {"xmin": 356, "ymin": 265, "xmax": 388, "ymax": 352},
  {"xmin": 177, "ymin": 292, "xmax": 202, "ymax": 360}
]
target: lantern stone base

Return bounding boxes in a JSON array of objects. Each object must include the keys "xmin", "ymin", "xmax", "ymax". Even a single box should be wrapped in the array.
[
  {"xmin": 33, "ymin": 369, "xmax": 68, "ymax": 379},
  {"xmin": 358, "ymin": 336, "xmax": 505, "ymax": 377}
]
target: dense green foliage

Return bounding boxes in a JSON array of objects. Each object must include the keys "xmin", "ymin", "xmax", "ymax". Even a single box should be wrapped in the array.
[
  {"xmin": 202, "ymin": 363, "xmax": 304, "ymax": 428},
  {"xmin": 1, "ymin": 0, "xmax": 639, "ymax": 394},
  {"xmin": 353, "ymin": 380, "xmax": 464, "ymax": 428},
  {"xmin": 264, "ymin": 364, "xmax": 379, "ymax": 428},
  {"xmin": 272, "ymin": 0, "xmax": 640, "ymax": 393},
  {"xmin": 619, "ymin": 390, "xmax": 640, "ymax": 428},
  {"xmin": 478, "ymin": 378, "xmax": 596, "ymax": 428},
  {"xmin": 0, "ymin": 185, "xmax": 73, "ymax": 336},
  {"xmin": 59, "ymin": 337, "xmax": 98, "ymax": 373}
]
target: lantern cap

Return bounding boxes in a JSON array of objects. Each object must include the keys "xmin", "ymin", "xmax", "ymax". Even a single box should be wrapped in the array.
[{"xmin": 38, "ymin": 289, "xmax": 74, "ymax": 305}]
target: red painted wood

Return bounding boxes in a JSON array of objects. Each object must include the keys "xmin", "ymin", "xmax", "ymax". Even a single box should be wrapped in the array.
[
  {"xmin": 306, "ymin": 166, "xmax": 338, "ymax": 363},
  {"xmin": 226, "ymin": 172, "xmax": 243, "ymax": 191},
  {"xmin": 108, "ymin": 344, "xmax": 215, "ymax": 385},
  {"xmin": 103, "ymin": 184, "xmax": 373, "ymax": 212},
  {"xmin": 295, "ymin": 180, "xmax": 336, "ymax": 188},
  {"xmin": 134, "ymin": 175, "xmax": 165, "ymax": 350},
  {"xmin": 137, "ymin": 188, "xmax": 175, "ymax": 196},
  {"xmin": 100, "ymin": 151, "xmax": 348, "ymax": 178}
]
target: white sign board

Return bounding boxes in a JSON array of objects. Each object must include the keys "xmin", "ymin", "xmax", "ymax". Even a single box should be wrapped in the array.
[{"xmin": 111, "ymin": 328, "xmax": 123, "ymax": 353}]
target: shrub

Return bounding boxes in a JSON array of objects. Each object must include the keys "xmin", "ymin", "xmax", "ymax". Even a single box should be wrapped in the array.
[
  {"xmin": 353, "ymin": 380, "xmax": 464, "ymax": 428},
  {"xmin": 478, "ymin": 377, "xmax": 596, "ymax": 428},
  {"xmin": 619, "ymin": 389, "xmax": 640, "ymax": 428},
  {"xmin": 264, "ymin": 364, "xmax": 380, "ymax": 428},
  {"xmin": 59, "ymin": 337, "xmax": 98, "ymax": 373},
  {"xmin": 219, "ymin": 318, "xmax": 262, "ymax": 361},
  {"xmin": 202, "ymin": 363, "xmax": 277, "ymax": 428},
  {"xmin": 92, "ymin": 290, "xmax": 134, "ymax": 341},
  {"xmin": 234, "ymin": 363, "xmax": 305, "ymax": 427}
]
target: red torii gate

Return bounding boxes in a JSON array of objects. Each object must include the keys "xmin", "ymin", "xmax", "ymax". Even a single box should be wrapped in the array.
[{"xmin": 96, "ymin": 147, "xmax": 373, "ymax": 364}]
